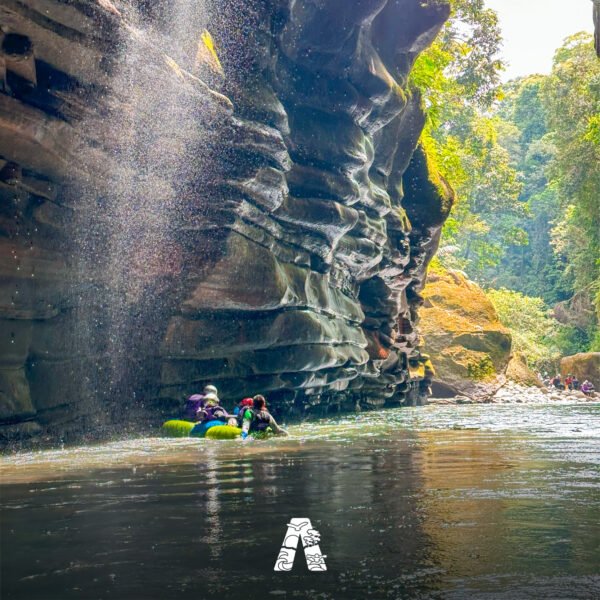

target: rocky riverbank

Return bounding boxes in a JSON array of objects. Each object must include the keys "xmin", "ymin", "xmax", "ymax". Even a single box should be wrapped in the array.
[{"xmin": 429, "ymin": 381, "xmax": 599, "ymax": 405}]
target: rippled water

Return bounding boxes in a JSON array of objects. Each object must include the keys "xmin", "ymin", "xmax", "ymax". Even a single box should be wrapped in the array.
[{"xmin": 2, "ymin": 403, "xmax": 599, "ymax": 599}]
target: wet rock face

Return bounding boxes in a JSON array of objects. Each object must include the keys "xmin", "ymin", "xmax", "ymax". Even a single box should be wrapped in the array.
[
  {"xmin": 0, "ymin": 0, "xmax": 452, "ymax": 442},
  {"xmin": 165, "ymin": 0, "xmax": 454, "ymax": 413}
]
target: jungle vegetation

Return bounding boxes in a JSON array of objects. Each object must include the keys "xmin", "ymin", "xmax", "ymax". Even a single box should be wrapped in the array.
[{"xmin": 412, "ymin": 0, "xmax": 600, "ymax": 368}]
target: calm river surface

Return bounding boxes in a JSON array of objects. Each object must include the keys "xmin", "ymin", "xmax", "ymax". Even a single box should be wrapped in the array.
[{"xmin": 1, "ymin": 403, "xmax": 599, "ymax": 600}]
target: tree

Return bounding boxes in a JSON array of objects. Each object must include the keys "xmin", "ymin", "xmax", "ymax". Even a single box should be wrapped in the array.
[
  {"xmin": 411, "ymin": 1, "xmax": 524, "ymax": 280},
  {"xmin": 413, "ymin": 16, "xmax": 599, "ymax": 354},
  {"xmin": 542, "ymin": 33, "xmax": 600, "ymax": 299}
]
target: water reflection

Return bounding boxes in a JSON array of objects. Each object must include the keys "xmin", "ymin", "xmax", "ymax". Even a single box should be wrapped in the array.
[{"xmin": 1, "ymin": 404, "xmax": 599, "ymax": 599}]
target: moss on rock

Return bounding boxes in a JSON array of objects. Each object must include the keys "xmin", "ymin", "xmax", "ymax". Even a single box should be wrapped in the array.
[{"xmin": 420, "ymin": 268, "xmax": 512, "ymax": 396}]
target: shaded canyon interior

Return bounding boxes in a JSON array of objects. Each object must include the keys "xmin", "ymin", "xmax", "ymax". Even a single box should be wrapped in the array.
[{"xmin": 0, "ymin": 0, "xmax": 455, "ymax": 444}]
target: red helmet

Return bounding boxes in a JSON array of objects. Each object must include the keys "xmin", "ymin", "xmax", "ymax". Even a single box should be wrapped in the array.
[{"xmin": 240, "ymin": 398, "xmax": 253, "ymax": 407}]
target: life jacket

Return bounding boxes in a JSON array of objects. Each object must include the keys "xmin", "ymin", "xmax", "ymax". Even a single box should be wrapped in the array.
[
  {"xmin": 202, "ymin": 404, "xmax": 228, "ymax": 423},
  {"xmin": 249, "ymin": 408, "xmax": 272, "ymax": 432}
]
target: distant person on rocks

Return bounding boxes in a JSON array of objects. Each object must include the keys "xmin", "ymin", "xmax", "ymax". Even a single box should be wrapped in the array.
[
  {"xmin": 581, "ymin": 380, "xmax": 595, "ymax": 396},
  {"xmin": 565, "ymin": 374, "xmax": 574, "ymax": 390},
  {"xmin": 551, "ymin": 374, "xmax": 563, "ymax": 390},
  {"xmin": 240, "ymin": 395, "xmax": 288, "ymax": 439},
  {"xmin": 572, "ymin": 376, "xmax": 580, "ymax": 390}
]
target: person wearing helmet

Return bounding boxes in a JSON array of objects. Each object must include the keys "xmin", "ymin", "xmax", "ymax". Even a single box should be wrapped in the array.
[
  {"xmin": 182, "ymin": 384, "xmax": 219, "ymax": 422},
  {"xmin": 234, "ymin": 398, "xmax": 254, "ymax": 424},
  {"xmin": 240, "ymin": 395, "xmax": 288, "ymax": 439},
  {"xmin": 197, "ymin": 392, "xmax": 230, "ymax": 423}
]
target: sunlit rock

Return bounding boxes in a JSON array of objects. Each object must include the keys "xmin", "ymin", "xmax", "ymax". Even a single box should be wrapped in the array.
[{"xmin": 419, "ymin": 268, "xmax": 513, "ymax": 400}]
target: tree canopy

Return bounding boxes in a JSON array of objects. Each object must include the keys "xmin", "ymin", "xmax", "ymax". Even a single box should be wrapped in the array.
[{"xmin": 412, "ymin": 9, "xmax": 600, "ymax": 360}]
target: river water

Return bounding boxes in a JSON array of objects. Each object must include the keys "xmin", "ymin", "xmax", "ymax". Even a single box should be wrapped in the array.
[{"xmin": 1, "ymin": 403, "xmax": 599, "ymax": 599}]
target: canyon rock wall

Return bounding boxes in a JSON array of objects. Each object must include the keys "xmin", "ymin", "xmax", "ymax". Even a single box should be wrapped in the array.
[{"xmin": 0, "ymin": 0, "xmax": 453, "ymax": 444}]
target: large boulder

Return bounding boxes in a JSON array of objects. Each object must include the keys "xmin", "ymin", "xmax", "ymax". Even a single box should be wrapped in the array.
[
  {"xmin": 505, "ymin": 353, "xmax": 544, "ymax": 388},
  {"xmin": 420, "ymin": 269, "xmax": 513, "ymax": 399},
  {"xmin": 561, "ymin": 353, "xmax": 600, "ymax": 386}
]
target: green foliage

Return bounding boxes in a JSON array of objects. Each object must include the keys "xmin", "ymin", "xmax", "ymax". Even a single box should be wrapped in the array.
[
  {"xmin": 466, "ymin": 355, "xmax": 495, "ymax": 380},
  {"xmin": 486, "ymin": 289, "xmax": 561, "ymax": 370},
  {"xmin": 541, "ymin": 34, "xmax": 600, "ymax": 297},
  {"xmin": 417, "ymin": 24, "xmax": 599, "ymax": 355},
  {"xmin": 412, "ymin": 2, "xmax": 528, "ymax": 280}
]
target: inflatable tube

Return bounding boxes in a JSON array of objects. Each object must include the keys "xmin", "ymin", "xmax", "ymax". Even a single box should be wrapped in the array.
[
  {"xmin": 161, "ymin": 420, "xmax": 277, "ymax": 440},
  {"xmin": 190, "ymin": 420, "xmax": 224, "ymax": 437},
  {"xmin": 205, "ymin": 425, "xmax": 243, "ymax": 440},
  {"xmin": 160, "ymin": 419, "xmax": 229, "ymax": 439},
  {"xmin": 161, "ymin": 420, "xmax": 195, "ymax": 438}
]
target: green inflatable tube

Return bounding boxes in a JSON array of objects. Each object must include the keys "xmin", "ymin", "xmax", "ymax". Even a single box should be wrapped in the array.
[
  {"xmin": 204, "ymin": 425, "xmax": 243, "ymax": 440},
  {"xmin": 160, "ymin": 420, "xmax": 276, "ymax": 440},
  {"xmin": 161, "ymin": 420, "xmax": 196, "ymax": 437},
  {"xmin": 161, "ymin": 420, "xmax": 242, "ymax": 439}
]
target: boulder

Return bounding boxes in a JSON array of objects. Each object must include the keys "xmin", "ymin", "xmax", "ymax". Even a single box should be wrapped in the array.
[
  {"xmin": 561, "ymin": 353, "xmax": 600, "ymax": 386},
  {"xmin": 420, "ymin": 268, "xmax": 512, "ymax": 399},
  {"xmin": 506, "ymin": 352, "xmax": 543, "ymax": 388}
]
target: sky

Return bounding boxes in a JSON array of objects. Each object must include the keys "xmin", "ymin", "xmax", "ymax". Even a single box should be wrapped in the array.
[{"xmin": 484, "ymin": 0, "xmax": 594, "ymax": 80}]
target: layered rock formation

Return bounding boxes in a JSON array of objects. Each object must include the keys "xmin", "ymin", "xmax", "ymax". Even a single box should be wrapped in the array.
[
  {"xmin": 419, "ymin": 269, "xmax": 513, "ymax": 400},
  {"xmin": 0, "ymin": 0, "xmax": 453, "ymax": 443}
]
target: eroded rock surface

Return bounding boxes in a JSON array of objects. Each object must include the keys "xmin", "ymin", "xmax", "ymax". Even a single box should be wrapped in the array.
[{"xmin": 0, "ymin": 0, "xmax": 453, "ymax": 443}]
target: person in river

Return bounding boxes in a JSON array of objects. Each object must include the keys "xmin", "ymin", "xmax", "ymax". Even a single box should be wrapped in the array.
[
  {"xmin": 234, "ymin": 398, "xmax": 254, "ymax": 421},
  {"xmin": 240, "ymin": 395, "xmax": 288, "ymax": 439},
  {"xmin": 183, "ymin": 385, "xmax": 219, "ymax": 422},
  {"xmin": 197, "ymin": 392, "xmax": 230, "ymax": 423}
]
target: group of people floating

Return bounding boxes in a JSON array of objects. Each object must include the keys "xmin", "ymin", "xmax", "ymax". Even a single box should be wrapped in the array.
[
  {"xmin": 545, "ymin": 373, "xmax": 596, "ymax": 395},
  {"xmin": 182, "ymin": 385, "xmax": 288, "ymax": 438}
]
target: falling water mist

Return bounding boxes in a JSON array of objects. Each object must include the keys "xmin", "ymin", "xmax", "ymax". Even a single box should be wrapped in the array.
[{"xmin": 70, "ymin": 0, "xmax": 227, "ymax": 433}]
